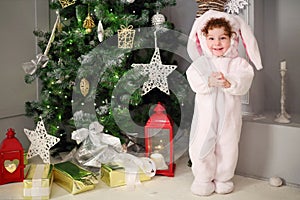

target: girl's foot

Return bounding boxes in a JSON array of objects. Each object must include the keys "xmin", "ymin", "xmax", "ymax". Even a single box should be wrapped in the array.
[
  {"xmin": 191, "ymin": 180, "xmax": 215, "ymax": 196},
  {"xmin": 214, "ymin": 181, "xmax": 234, "ymax": 194}
]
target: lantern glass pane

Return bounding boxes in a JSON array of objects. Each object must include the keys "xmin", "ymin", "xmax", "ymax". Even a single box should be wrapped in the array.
[{"xmin": 148, "ymin": 128, "xmax": 170, "ymax": 170}]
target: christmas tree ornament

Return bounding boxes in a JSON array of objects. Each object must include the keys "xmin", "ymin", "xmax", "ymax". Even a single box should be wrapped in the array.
[
  {"xmin": 59, "ymin": 0, "xmax": 76, "ymax": 8},
  {"xmin": 144, "ymin": 102, "xmax": 175, "ymax": 177},
  {"xmin": 131, "ymin": 31, "xmax": 177, "ymax": 95},
  {"xmin": 57, "ymin": 19, "xmax": 63, "ymax": 33},
  {"xmin": 22, "ymin": 54, "xmax": 49, "ymax": 75},
  {"xmin": 96, "ymin": 104, "xmax": 109, "ymax": 116},
  {"xmin": 151, "ymin": 12, "xmax": 166, "ymax": 26},
  {"xmin": 224, "ymin": 0, "xmax": 248, "ymax": 14},
  {"xmin": 80, "ymin": 78, "xmax": 90, "ymax": 97},
  {"xmin": 97, "ymin": 20, "xmax": 104, "ymax": 42},
  {"xmin": 22, "ymin": 12, "xmax": 60, "ymax": 75},
  {"xmin": 118, "ymin": 25, "xmax": 135, "ymax": 48},
  {"xmin": 83, "ymin": 10, "xmax": 95, "ymax": 34},
  {"xmin": 0, "ymin": 128, "xmax": 25, "ymax": 185},
  {"xmin": 195, "ymin": 0, "xmax": 227, "ymax": 17},
  {"xmin": 24, "ymin": 118, "xmax": 60, "ymax": 164},
  {"xmin": 121, "ymin": 0, "xmax": 135, "ymax": 3}
]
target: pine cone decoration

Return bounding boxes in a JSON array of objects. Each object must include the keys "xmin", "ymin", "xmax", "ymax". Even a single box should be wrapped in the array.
[{"xmin": 195, "ymin": 0, "xmax": 227, "ymax": 17}]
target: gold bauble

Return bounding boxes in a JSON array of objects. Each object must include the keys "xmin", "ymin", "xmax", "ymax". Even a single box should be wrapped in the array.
[
  {"xmin": 80, "ymin": 78, "xmax": 90, "ymax": 97},
  {"xmin": 85, "ymin": 28, "xmax": 92, "ymax": 33}
]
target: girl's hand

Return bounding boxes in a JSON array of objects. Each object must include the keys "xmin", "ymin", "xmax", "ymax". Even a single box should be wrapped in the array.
[
  {"xmin": 219, "ymin": 72, "xmax": 231, "ymax": 88},
  {"xmin": 208, "ymin": 72, "xmax": 224, "ymax": 87},
  {"xmin": 208, "ymin": 72, "xmax": 231, "ymax": 88}
]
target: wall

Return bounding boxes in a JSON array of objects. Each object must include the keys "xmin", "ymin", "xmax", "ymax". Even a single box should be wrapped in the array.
[
  {"xmin": 237, "ymin": 121, "xmax": 300, "ymax": 186},
  {"xmin": 264, "ymin": 0, "xmax": 300, "ymax": 116},
  {"xmin": 0, "ymin": 0, "xmax": 49, "ymax": 149}
]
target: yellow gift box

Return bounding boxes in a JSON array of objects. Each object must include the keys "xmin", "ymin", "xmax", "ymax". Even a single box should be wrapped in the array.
[
  {"xmin": 101, "ymin": 164, "xmax": 151, "ymax": 187},
  {"xmin": 23, "ymin": 164, "xmax": 53, "ymax": 200},
  {"xmin": 53, "ymin": 161, "xmax": 98, "ymax": 195}
]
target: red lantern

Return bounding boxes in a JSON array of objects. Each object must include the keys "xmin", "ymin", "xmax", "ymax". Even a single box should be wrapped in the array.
[
  {"xmin": 144, "ymin": 102, "xmax": 175, "ymax": 177},
  {"xmin": 0, "ymin": 128, "xmax": 25, "ymax": 185}
]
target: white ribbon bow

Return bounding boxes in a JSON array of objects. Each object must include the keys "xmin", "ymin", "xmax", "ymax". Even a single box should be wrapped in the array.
[{"xmin": 71, "ymin": 121, "xmax": 123, "ymax": 152}]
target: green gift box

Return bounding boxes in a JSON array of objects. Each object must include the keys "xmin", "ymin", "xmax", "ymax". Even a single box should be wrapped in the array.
[
  {"xmin": 53, "ymin": 161, "xmax": 98, "ymax": 194},
  {"xmin": 23, "ymin": 164, "xmax": 53, "ymax": 200},
  {"xmin": 101, "ymin": 164, "xmax": 151, "ymax": 187}
]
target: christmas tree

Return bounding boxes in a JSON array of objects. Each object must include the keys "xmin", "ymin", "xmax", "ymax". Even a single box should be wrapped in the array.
[{"xmin": 24, "ymin": 0, "xmax": 192, "ymax": 153}]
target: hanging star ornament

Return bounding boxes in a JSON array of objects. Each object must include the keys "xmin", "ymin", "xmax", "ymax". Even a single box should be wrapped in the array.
[
  {"xmin": 24, "ymin": 118, "xmax": 60, "ymax": 163},
  {"xmin": 132, "ymin": 48, "xmax": 177, "ymax": 95}
]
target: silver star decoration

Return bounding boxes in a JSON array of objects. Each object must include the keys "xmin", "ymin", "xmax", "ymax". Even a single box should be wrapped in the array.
[
  {"xmin": 132, "ymin": 48, "xmax": 177, "ymax": 95},
  {"xmin": 24, "ymin": 118, "xmax": 60, "ymax": 163}
]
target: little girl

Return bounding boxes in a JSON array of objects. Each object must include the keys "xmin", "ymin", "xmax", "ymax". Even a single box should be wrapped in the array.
[{"xmin": 186, "ymin": 10, "xmax": 263, "ymax": 196}]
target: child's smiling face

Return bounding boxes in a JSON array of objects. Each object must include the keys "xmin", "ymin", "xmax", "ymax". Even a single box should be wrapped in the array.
[{"xmin": 206, "ymin": 27, "xmax": 231, "ymax": 57}]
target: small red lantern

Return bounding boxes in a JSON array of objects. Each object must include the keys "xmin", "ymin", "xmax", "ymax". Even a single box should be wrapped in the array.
[
  {"xmin": 0, "ymin": 128, "xmax": 25, "ymax": 185},
  {"xmin": 144, "ymin": 102, "xmax": 175, "ymax": 177}
]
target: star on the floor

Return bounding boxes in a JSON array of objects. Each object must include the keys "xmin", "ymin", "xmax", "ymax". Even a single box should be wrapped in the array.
[
  {"xmin": 131, "ymin": 48, "xmax": 177, "ymax": 95},
  {"xmin": 24, "ymin": 118, "xmax": 60, "ymax": 163}
]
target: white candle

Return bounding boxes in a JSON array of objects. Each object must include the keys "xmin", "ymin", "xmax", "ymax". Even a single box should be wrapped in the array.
[{"xmin": 280, "ymin": 60, "xmax": 287, "ymax": 71}]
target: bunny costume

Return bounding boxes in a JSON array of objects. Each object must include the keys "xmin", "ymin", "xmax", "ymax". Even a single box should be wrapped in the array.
[{"xmin": 186, "ymin": 10, "xmax": 263, "ymax": 196}]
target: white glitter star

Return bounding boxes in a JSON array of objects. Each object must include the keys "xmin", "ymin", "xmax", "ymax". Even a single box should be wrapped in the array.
[
  {"xmin": 24, "ymin": 118, "xmax": 60, "ymax": 163},
  {"xmin": 132, "ymin": 48, "xmax": 177, "ymax": 95}
]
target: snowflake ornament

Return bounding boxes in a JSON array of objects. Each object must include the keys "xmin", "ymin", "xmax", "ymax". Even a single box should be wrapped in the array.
[
  {"xmin": 24, "ymin": 118, "xmax": 60, "ymax": 163},
  {"xmin": 225, "ymin": 0, "xmax": 248, "ymax": 14},
  {"xmin": 131, "ymin": 48, "xmax": 177, "ymax": 95}
]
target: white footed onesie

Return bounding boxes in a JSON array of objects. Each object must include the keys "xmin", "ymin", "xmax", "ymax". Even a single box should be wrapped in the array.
[{"xmin": 186, "ymin": 10, "xmax": 263, "ymax": 196}]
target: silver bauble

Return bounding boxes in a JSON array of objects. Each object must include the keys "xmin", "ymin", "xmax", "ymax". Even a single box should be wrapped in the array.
[{"xmin": 151, "ymin": 12, "xmax": 165, "ymax": 26}]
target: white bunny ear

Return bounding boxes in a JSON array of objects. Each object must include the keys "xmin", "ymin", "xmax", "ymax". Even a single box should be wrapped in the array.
[
  {"xmin": 235, "ymin": 15, "xmax": 263, "ymax": 70},
  {"xmin": 187, "ymin": 18, "xmax": 204, "ymax": 61}
]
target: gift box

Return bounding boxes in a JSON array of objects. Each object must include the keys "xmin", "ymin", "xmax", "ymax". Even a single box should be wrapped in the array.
[
  {"xmin": 23, "ymin": 164, "xmax": 53, "ymax": 200},
  {"xmin": 53, "ymin": 161, "xmax": 98, "ymax": 194},
  {"xmin": 101, "ymin": 164, "xmax": 152, "ymax": 187},
  {"xmin": 117, "ymin": 25, "xmax": 135, "ymax": 48}
]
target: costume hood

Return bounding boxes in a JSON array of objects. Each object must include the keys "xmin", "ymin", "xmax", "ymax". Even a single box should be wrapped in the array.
[{"xmin": 187, "ymin": 10, "xmax": 263, "ymax": 70}]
